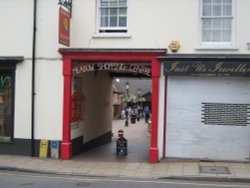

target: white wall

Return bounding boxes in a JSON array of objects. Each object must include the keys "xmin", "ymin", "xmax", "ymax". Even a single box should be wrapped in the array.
[
  {"xmin": 30, "ymin": 1, "xmax": 64, "ymax": 140},
  {"xmin": 34, "ymin": 59, "xmax": 63, "ymax": 140},
  {"xmin": 0, "ymin": 1, "xmax": 33, "ymax": 56},
  {"xmin": 14, "ymin": 61, "xmax": 32, "ymax": 138},
  {"xmin": 36, "ymin": 0, "xmax": 66, "ymax": 58},
  {"xmin": 166, "ymin": 77, "xmax": 250, "ymax": 161},
  {"xmin": 70, "ymin": 0, "xmax": 250, "ymax": 53},
  {"xmin": 14, "ymin": 59, "xmax": 63, "ymax": 140},
  {"xmin": 82, "ymin": 72, "xmax": 113, "ymax": 142}
]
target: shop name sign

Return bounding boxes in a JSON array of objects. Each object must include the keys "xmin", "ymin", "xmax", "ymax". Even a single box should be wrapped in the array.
[
  {"xmin": 58, "ymin": 7, "xmax": 70, "ymax": 46},
  {"xmin": 164, "ymin": 61, "xmax": 250, "ymax": 76},
  {"xmin": 73, "ymin": 63, "xmax": 151, "ymax": 76}
]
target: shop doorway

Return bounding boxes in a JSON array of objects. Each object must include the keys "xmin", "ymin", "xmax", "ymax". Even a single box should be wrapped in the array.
[{"xmin": 59, "ymin": 49, "xmax": 165, "ymax": 163}]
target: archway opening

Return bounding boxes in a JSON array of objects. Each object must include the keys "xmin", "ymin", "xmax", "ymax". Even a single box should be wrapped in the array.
[{"xmin": 59, "ymin": 49, "xmax": 164, "ymax": 163}]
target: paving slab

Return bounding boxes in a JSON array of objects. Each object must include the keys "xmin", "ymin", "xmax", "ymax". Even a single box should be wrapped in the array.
[
  {"xmin": 0, "ymin": 154, "xmax": 249, "ymax": 182},
  {"xmin": 0, "ymin": 121, "xmax": 249, "ymax": 182}
]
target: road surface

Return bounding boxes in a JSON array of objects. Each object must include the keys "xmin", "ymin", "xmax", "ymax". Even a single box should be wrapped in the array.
[{"xmin": 0, "ymin": 170, "xmax": 249, "ymax": 188}]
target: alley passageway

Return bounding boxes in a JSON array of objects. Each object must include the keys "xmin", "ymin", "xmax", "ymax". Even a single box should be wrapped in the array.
[{"xmin": 72, "ymin": 119, "xmax": 150, "ymax": 163}]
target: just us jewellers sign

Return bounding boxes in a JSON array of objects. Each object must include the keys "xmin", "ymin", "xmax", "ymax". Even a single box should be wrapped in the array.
[
  {"xmin": 73, "ymin": 63, "xmax": 151, "ymax": 76},
  {"xmin": 164, "ymin": 61, "xmax": 250, "ymax": 76}
]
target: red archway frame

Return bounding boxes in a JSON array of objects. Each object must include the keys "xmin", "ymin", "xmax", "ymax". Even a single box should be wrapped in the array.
[{"xmin": 59, "ymin": 49, "xmax": 165, "ymax": 163}]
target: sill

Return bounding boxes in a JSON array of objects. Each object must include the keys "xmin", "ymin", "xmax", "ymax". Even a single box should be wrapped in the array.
[
  {"xmin": 195, "ymin": 46, "xmax": 238, "ymax": 51},
  {"xmin": 92, "ymin": 33, "xmax": 132, "ymax": 39}
]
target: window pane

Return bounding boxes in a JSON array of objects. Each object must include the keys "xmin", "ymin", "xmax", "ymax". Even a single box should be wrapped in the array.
[
  {"xmin": 119, "ymin": 0, "xmax": 127, "ymax": 6},
  {"xmin": 119, "ymin": 8, "xmax": 126, "ymax": 15},
  {"xmin": 203, "ymin": 0, "xmax": 211, "ymax": 3},
  {"xmin": 101, "ymin": 0, "xmax": 109, "ymax": 6},
  {"xmin": 110, "ymin": 0, "xmax": 118, "ymax": 7},
  {"xmin": 0, "ymin": 71, "xmax": 13, "ymax": 143},
  {"xmin": 222, "ymin": 30, "xmax": 231, "ymax": 41},
  {"xmin": 213, "ymin": 0, "xmax": 221, "ymax": 4},
  {"xmin": 203, "ymin": 19, "xmax": 211, "ymax": 29},
  {"xmin": 119, "ymin": 17, "xmax": 126, "ymax": 26},
  {"xmin": 213, "ymin": 5, "xmax": 222, "ymax": 16},
  {"xmin": 110, "ymin": 8, "xmax": 118, "ymax": 16},
  {"xmin": 101, "ymin": 9, "xmax": 108, "ymax": 16},
  {"xmin": 110, "ymin": 17, "xmax": 117, "ymax": 26},
  {"xmin": 223, "ymin": 19, "xmax": 232, "ymax": 29},
  {"xmin": 213, "ymin": 19, "xmax": 222, "ymax": 29},
  {"xmin": 101, "ymin": 16, "xmax": 109, "ymax": 27},
  {"xmin": 202, "ymin": 30, "xmax": 212, "ymax": 42},
  {"xmin": 223, "ymin": 0, "xmax": 232, "ymax": 4},
  {"xmin": 223, "ymin": 4, "xmax": 232, "ymax": 16},
  {"xmin": 212, "ymin": 30, "xmax": 221, "ymax": 41},
  {"xmin": 203, "ymin": 4, "xmax": 212, "ymax": 16}
]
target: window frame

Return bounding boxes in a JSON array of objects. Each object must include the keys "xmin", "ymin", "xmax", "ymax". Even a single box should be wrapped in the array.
[
  {"xmin": 198, "ymin": 0, "xmax": 236, "ymax": 48},
  {"xmin": 96, "ymin": 0, "xmax": 128, "ymax": 35}
]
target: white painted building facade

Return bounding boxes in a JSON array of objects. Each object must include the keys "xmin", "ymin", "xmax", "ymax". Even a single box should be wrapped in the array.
[{"xmin": 0, "ymin": 0, "xmax": 250, "ymax": 162}]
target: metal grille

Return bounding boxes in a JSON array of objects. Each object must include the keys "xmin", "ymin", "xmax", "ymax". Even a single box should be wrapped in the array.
[{"xmin": 201, "ymin": 103, "xmax": 250, "ymax": 126}]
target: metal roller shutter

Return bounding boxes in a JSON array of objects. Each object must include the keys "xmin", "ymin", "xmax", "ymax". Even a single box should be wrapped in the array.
[{"xmin": 165, "ymin": 77, "xmax": 250, "ymax": 161}]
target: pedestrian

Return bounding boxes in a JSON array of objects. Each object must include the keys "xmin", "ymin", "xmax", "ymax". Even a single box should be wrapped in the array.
[
  {"xmin": 144, "ymin": 106, "xmax": 150, "ymax": 123},
  {"xmin": 125, "ymin": 108, "xmax": 129, "ymax": 119},
  {"xmin": 121, "ymin": 109, "xmax": 126, "ymax": 119}
]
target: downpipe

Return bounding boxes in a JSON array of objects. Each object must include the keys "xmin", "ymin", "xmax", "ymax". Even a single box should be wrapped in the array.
[{"xmin": 31, "ymin": 0, "xmax": 37, "ymax": 157}]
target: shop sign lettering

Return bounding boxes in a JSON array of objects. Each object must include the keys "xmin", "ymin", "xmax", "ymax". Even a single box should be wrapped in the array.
[
  {"xmin": 0, "ymin": 75, "xmax": 11, "ymax": 88},
  {"xmin": 164, "ymin": 61, "xmax": 250, "ymax": 76},
  {"xmin": 73, "ymin": 63, "xmax": 151, "ymax": 76}
]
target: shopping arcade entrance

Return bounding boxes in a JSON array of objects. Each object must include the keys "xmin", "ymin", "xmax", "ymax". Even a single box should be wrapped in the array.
[{"xmin": 59, "ymin": 49, "xmax": 166, "ymax": 163}]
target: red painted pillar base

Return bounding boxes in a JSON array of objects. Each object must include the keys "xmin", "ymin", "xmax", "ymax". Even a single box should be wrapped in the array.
[
  {"xmin": 61, "ymin": 142, "xmax": 72, "ymax": 160},
  {"xmin": 149, "ymin": 147, "xmax": 159, "ymax": 163}
]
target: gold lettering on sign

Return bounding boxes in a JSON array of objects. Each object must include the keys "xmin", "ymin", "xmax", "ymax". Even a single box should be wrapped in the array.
[
  {"xmin": 193, "ymin": 62, "xmax": 207, "ymax": 72},
  {"xmin": 209, "ymin": 62, "xmax": 248, "ymax": 73},
  {"xmin": 235, "ymin": 64, "xmax": 247, "ymax": 73},
  {"xmin": 165, "ymin": 62, "xmax": 190, "ymax": 73},
  {"xmin": 209, "ymin": 62, "xmax": 224, "ymax": 72}
]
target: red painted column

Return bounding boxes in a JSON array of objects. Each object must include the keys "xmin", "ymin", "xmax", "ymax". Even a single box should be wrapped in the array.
[
  {"xmin": 61, "ymin": 59, "xmax": 72, "ymax": 160},
  {"xmin": 149, "ymin": 58, "xmax": 160, "ymax": 163}
]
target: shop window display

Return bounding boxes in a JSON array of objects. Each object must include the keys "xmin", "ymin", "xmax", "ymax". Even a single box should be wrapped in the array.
[{"xmin": 0, "ymin": 71, "xmax": 13, "ymax": 143}]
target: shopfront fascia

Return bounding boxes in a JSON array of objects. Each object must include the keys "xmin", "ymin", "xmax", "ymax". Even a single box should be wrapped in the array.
[
  {"xmin": 58, "ymin": 49, "xmax": 166, "ymax": 163},
  {"xmin": 161, "ymin": 54, "xmax": 250, "ymax": 77}
]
